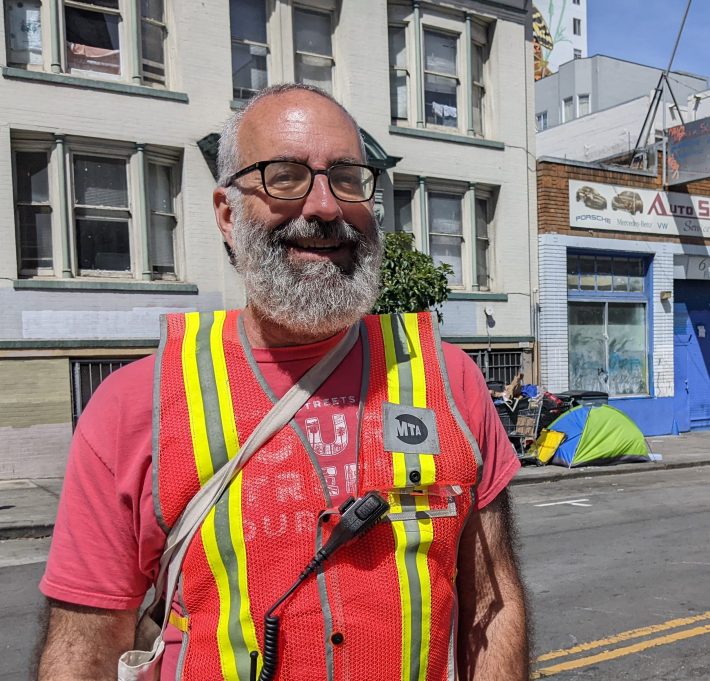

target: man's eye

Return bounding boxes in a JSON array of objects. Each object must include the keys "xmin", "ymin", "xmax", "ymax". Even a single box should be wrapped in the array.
[{"xmin": 270, "ymin": 171, "xmax": 300, "ymax": 185}]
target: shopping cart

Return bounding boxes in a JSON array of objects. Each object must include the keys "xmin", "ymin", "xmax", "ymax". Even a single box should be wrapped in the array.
[{"xmin": 495, "ymin": 399, "xmax": 543, "ymax": 458}]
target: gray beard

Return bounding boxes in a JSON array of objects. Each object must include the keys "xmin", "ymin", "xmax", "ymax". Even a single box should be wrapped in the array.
[{"xmin": 230, "ymin": 210, "xmax": 383, "ymax": 339}]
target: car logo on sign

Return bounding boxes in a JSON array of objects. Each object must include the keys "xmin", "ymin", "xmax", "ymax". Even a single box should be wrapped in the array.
[{"xmin": 395, "ymin": 414, "xmax": 429, "ymax": 445}]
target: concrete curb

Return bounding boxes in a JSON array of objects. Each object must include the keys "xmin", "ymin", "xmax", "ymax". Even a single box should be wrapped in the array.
[
  {"xmin": 0, "ymin": 525, "xmax": 55, "ymax": 541},
  {"xmin": 511, "ymin": 458, "xmax": 710, "ymax": 486}
]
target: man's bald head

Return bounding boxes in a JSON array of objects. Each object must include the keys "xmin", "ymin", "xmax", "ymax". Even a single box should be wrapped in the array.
[{"xmin": 216, "ymin": 83, "xmax": 365, "ymax": 188}]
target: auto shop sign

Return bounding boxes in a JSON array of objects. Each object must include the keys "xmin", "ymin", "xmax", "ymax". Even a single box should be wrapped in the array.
[{"xmin": 569, "ymin": 180, "xmax": 710, "ymax": 237}]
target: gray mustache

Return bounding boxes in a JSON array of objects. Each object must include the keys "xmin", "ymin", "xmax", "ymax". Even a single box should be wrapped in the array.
[{"xmin": 270, "ymin": 218, "xmax": 363, "ymax": 247}]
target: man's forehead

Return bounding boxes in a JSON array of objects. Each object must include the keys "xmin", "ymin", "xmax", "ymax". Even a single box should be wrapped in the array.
[{"xmin": 238, "ymin": 92, "xmax": 362, "ymax": 162}]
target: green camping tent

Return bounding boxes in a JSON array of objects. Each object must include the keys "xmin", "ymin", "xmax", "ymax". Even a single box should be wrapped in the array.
[{"xmin": 542, "ymin": 405, "xmax": 651, "ymax": 467}]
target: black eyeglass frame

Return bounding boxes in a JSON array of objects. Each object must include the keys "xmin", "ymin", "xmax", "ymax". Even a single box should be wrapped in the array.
[{"xmin": 222, "ymin": 160, "xmax": 381, "ymax": 203}]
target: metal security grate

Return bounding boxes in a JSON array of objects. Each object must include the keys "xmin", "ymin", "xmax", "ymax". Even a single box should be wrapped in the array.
[
  {"xmin": 70, "ymin": 359, "xmax": 136, "ymax": 428},
  {"xmin": 466, "ymin": 349, "xmax": 523, "ymax": 386}
]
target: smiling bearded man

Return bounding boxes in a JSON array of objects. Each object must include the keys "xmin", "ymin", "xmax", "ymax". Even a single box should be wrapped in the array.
[{"xmin": 36, "ymin": 82, "xmax": 529, "ymax": 681}]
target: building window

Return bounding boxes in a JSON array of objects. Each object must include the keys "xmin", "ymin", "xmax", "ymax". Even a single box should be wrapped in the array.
[
  {"xmin": 393, "ymin": 188, "xmax": 413, "ymax": 232},
  {"xmin": 567, "ymin": 254, "xmax": 649, "ymax": 396},
  {"xmin": 475, "ymin": 196, "xmax": 490, "ymax": 288},
  {"xmin": 394, "ymin": 180, "xmax": 495, "ymax": 291},
  {"xmin": 563, "ymin": 96, "xmax": 574, "ymax": 122},
  {"xmin": 574, "ymin": 48, "xmax": 582, "ymax": 59},
  {"xmin": 14, "ymin": 150, "xmax": 53, "ymax": 274},
  {"xmin": 12, "ymin": 134, "xmax": 181, "ymax": 280},
  {"xmin": 573, "ymin": 0, "xmax": 581, "ymax": 4},
  {"xmin": 578, "ymin": 94, "xmax": 590, "ymax": 116},
  {"xmin": 428, "ymin": 191, "xmax": 464, "ymax": 284},
  {"xmin": 6, "ymin": 0, "xmax": 43, "ymax": 67},
  {"xmin": 573, "ymin": 18, "xmax": 581, "ymax": 35},
  {"xmin": 140, "ymin": 0, "xmax": 167, "ymax": 85},
  {"xmin": 293, "ymin": 7, "xmax": 334, "ymax": 93},
  {"xmin": 424, "ymin": 29, "xmax": 459, "ymax": 128},
  {"xmin": 230, "ymin": 0, "xmax": 268, "ymax": 101},
  {"xmin": 467, "ymin": 349, "xmax": 523, "ymax": 385},
  {"xmin": 536, "ymin": 111, "xmax": 548, "ymax": 131},
  {"xmin": 148, "ymin": 161, "xmax": 177, "ymax": 275},
  {"xmin": 65, "ymin": 0, "xmax": 122, "ymax": 77},
  {"xmin": 4, "ymin": 0, "xmax": 169, "ymax": 86},
  {"xmin": 471, "ymin": 35, "xmax": 486, "ymax": 135},
  {"xmin": 73, "ymin": 154, "xmax": 131, "ymax": 273},
  {"xmin": 71, "ymin": 358, "xmax": 138, "ymax": 427},
  {"xmin": 388, "ymin": 24, "xmax": 409, "ymax": 121},
  {"xmin": 387, "ymin": 3, "xmax": 489, "ymax": 137}
]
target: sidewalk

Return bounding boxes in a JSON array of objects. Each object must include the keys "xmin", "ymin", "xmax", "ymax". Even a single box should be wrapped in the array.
[{"xmin": 1, "ymin": 431, "xmax": 709, "ymax": 539}]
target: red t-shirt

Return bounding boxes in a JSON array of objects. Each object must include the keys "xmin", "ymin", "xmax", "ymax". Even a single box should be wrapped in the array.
[{"xmin": 40, "ymin": 335, "xmax": 519, "ymax": 678}]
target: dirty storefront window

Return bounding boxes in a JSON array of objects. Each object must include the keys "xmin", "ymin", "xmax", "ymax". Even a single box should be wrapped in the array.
[
  {"xmin": 567, "ymin": 253, "xmax": 648, "ymax": 396},
  {"xmin": 569, "ymin": 302, "xmax": 647, "ymax": 395}
]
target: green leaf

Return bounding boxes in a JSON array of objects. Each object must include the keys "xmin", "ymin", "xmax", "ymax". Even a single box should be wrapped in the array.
[{"xmin": 372, "ymin": 232, "xmax": 452, "ymax": 322}]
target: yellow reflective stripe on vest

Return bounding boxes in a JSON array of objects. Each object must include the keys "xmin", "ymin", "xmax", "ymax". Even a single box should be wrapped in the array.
[
  {"xmin": 182, "ymin": 312, "xmax": 214, "ymax": 485},
  {"xmin": 402, "ymin": 314, "xmax": 436, "ymax": 486},
  {"xmin": 389, "ymin": 492, "xmax": 434, "ymax": 681},
  {"xmin": 182, "ymin": 311, "xmax": 241, "ymax": 487},
  {"xmin": 209, "ymin": 310, "xmax": 240, "ymax": 461},
  {"xmin": 380, "ymin": 313, "xmax": 436, "ymax": 681},
  {"xmin": 379, "ymin": 315, "xmax": 407, "ymax": 487},
  {"xmin": 202, "ymin": 504, "xmax": 239, "ymax": 679},
  {"xmin": 201, "ymin": 474, "xmax": 260, "ymax": 681}
]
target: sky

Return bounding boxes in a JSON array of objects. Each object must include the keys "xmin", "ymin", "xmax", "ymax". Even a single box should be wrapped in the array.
[{"xmin": 587, "ymin": 0, "xmax": 710, "ymax": 79}]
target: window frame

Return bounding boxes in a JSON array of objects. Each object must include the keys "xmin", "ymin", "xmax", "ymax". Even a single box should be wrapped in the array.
[
  {"xmin": 422, "ymin": 26, "xmax": 461, "ymax": 130},
  {"xmin": 392, "ymin": 176, "xmax": 495, "ymax": 292},
  {"xmin": 4, "ymin": 0, "xmax": 171, "ymax": 88},
  {"xmin": 146, "ymin": 155, "xmax": 181, "ymax": 279},
  {"xmin": 139, "ymin": 0, "xmax": 169, "ymax": 86},
  {"xmin": 578, "ymin": 93, "xmax": 590, "ymax": 117},
  {"xmin": 63, "ymin": 0, "xmax": 124, "ymax": 80},
  {"xmin": 12, "ymin": 143, "xmax": 55, "ymax": 277},
  {"xmin": 386, "ymin": 2, "xmax": 491, "ymax": 138},
  {"xmin": 388, "ymin": 22, "xmax": 410, "ymax": 122},
  {"xmin": 573, "ymin": 17, "xmax": 582, "ymax": 36},
  {"xmin": 566, "ymin": 252, "xmax": 651, "ymax": 397},
  {"xmin": 562, "ymin": 96, "xmax": 574, "ymax": 122},
  {"xmin": 470, "ymin": 28, "xmax": 487, "ymax": 136},
  {"xmin": 11, "ymin": 132, "xmax": 183, "ymax": 282},
  {"xmin": 68, "ymin": 147, "xmax": 134, "ymax": 277},
  {"xmin": 292, "ymin": 4, "xmax": 336, "ymax": 94},
  {"xmin": 230, "ymin": 0, "xmax": 270, "ymax": 102},
  {"xmin": 427, "ymin": 187, "xmax": 466, "ymax": 287},
  {"xmin": 536, "ymin": 110, "xmax": 548, "ymax": 131}
]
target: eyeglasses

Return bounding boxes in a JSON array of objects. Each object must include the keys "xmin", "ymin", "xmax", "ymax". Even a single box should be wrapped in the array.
[{"xmin": 223, "ymin": 160, "xmax": 380, "ymax": 203}]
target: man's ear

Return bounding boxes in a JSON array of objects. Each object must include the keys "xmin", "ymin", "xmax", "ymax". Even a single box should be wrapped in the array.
[{"xmin": 213, "ymin": 187, "xmax": 235, "ymax": 248}]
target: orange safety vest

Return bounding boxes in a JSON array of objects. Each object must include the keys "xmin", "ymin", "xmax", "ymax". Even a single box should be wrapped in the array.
[{"xmin": 153, "ymin": 310, "xmax": 482, "ymax": 681}]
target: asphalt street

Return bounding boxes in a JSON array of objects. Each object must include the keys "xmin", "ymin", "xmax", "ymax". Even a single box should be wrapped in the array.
[
  {"xmin": 1, "ymin": 467, "xmax": 709, "ymax": 680},
  {"xmin": 515, "ymin": 466, "xmax": 710, "ymax": 680}
]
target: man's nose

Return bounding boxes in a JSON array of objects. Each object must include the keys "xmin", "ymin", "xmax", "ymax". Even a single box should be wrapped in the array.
[{"xmin": 301, "ymin": 174, "xmax": 343, "ymax": 223}]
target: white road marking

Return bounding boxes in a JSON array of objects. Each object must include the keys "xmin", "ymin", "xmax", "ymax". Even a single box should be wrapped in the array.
[{"xmin": 535, "ymin": 498, "xmax": 592, "ymax": 507}]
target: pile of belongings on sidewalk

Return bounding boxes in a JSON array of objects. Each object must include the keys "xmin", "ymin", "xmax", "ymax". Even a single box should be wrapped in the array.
[
  {"xmin": 489, "ymin": 375, "xmax": 574, "ymax": 460},
  {"xmin": 489, "ymin": 379, "xmax": 651, "ymax": 467}
]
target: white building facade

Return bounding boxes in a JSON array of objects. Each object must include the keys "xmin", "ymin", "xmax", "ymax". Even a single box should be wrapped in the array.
[{"xmin": 1, "ymin": 0, "xmax": 536, "ymax": 478}]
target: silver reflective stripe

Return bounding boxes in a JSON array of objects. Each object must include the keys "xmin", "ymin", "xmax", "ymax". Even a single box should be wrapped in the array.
[
  {"xmin": 316, "ymin": 518, "xmax": 335, "ymax": 681},
  {"xmin": 152, "ymin": 314, "xmax": 170, "ymax": 534},
  {"xmin": 387, "ymin": 495, "xmax": 458, "ymax": 522}
]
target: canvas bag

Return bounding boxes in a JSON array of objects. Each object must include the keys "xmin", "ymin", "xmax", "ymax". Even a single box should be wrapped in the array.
[{"xmin": 117, "ymin": 322, "xmax": 360, "ymax": 680}]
